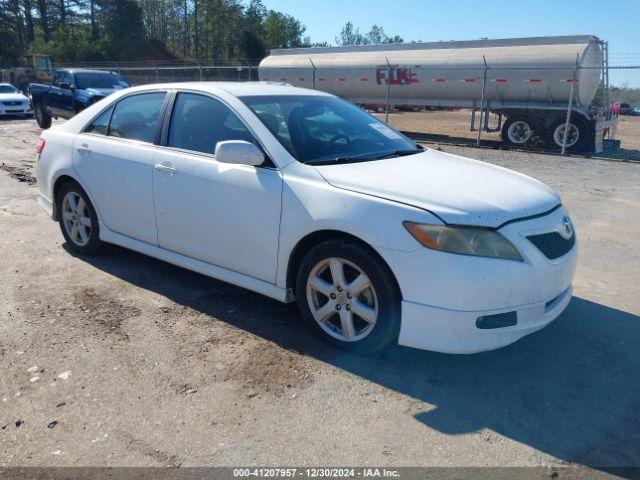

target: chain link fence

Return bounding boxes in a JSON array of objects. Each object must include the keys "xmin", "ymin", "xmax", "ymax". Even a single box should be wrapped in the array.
[
  {"xmin": 57, "ymin": 61, "xmax": 259, "ymax": 84},
  {"xmin": 69, "ymin": 61, "xmax": 640, "ymax": 161},
  {"xmin": 373, "ymin": 65, "xmax": 640, "ymax": 161},
  {"xmin": 258, "ymin": 64, "xmax": 640, "ymax": 161}
]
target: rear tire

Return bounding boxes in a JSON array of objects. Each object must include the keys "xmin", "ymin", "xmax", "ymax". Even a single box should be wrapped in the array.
[
  {"xmin": 296, "ymin": 239, "xmax": 401, "ymax": 354},
  {"xmin": 546, "ymin": 115, "xmax": 590, "ymax": 153},
  {"xmin": 56, "ymin": 181, "xmax": 103, "ymax": 255},
  {"xmin": 34, "ymin": 101, "xmax": 52, "ymax": 129}
]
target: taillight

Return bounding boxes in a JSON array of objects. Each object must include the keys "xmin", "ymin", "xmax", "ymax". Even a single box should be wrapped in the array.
[{"xmin": 36, "ymin": 137, "xmax": 46, "ymax": 156}]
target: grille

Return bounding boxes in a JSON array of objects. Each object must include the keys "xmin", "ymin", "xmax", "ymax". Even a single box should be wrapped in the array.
[
  {"xmin": 527, "ymin": 232, "xmax": 575, "ymax": 260},
  {"xmin": 2, "ymin": 101, "xmax": 23, "ymax": 106}
]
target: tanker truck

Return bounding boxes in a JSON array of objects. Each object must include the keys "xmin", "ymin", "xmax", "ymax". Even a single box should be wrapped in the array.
[{"xmin": 258, "ymin": 35, "xmax": 616, "ymax": 153}]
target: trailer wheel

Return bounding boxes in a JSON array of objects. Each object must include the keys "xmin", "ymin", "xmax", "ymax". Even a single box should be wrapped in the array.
[
  {"xmin": 546, "ymin": 116, "xmax": 590, "ymax": 153},
  {"xmin": 501, "ymin": 117, "xmax": 535, "ymax": 147},
  {"xmin": 34, "ymin": 102, "xmax": 52, "ymax": 129}
]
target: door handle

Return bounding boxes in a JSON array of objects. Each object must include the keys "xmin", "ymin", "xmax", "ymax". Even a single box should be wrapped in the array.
[
  {"xmin": 76, "ymin": 144, "xmax": 91, "ymax": 153},
  {"xmin": 154, "ymin": 163, "xmax": 177, "ymax": 175}
]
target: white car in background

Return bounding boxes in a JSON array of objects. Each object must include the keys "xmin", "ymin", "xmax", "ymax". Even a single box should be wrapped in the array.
[
  {"xmin": 0, "ymin": 83, "xmax": 33, "ymax": 116},
  {"xmin": 35, "ymin": 82, "xmax": 577, "ymax": 354}
]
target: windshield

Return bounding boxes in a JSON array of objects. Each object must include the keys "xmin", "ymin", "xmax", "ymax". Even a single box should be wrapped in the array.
[
  {"xmin": 240, "ymin": 95, "xmax": 421, "ymax": 164},
  {"xmin": 35, "ymin": 56, "xmax": 53, "ymax": 72},
  {"xmin": 0, "ymin": 85, "xmax": 18, "ymax": 94},
  {"xmin": 75, "ymin": 73, "xmax": 129, "ymax": 90}
]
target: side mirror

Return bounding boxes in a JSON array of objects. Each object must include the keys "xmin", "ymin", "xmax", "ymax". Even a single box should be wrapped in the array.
[
  {"xmin": 215, "ymin": 140, "xmax": 265, "ymax": 166},
  {"xmin": 59, "ymin": 81, "xmax": 72, "ymax": 90}
]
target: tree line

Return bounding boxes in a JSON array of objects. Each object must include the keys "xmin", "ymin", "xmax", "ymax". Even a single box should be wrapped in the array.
[
  {"xmin": 335, "ymin": 22, "xmax": 403, "ymax": 47},
  {"xmin": 0, "ymin": 0, "xmax": 404, "ymax": 67}
]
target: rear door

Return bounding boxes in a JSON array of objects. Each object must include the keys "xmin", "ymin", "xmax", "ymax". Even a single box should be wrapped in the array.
[
  {"xmin": 72, "ymin": 91, "xmax": 168, "ymax": 245},
  {"xmin": 152, "ymin": 91, "xmax": 282, "ymax": 283}
]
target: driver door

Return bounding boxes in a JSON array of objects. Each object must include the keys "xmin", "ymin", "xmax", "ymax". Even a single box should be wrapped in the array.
[
  {"xmin": 47, "ymin": 70, "xmax": 65, "ymax": 116},
  {"xmin": 56, "ymin": 71, "xmax": 75, "ymax": 116}
]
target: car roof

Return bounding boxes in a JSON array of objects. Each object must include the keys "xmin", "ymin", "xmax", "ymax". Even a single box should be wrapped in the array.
[{"xmin": 124, "ymin": 81, "xmax": 333, "ymax": 98}]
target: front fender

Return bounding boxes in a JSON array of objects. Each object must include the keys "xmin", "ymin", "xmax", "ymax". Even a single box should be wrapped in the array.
[{"xmin": 275, "ymin": 163, "xmax": 442, "ymax": 288}]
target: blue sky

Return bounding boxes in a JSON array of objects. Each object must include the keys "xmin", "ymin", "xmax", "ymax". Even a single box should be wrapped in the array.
[{"xmin": 263, "ymin": 0, "xmax": 640, "ymax": 65}]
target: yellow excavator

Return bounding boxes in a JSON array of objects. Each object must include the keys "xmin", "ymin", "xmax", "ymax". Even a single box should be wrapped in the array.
[{"xmin": 1, "ymin": 54, "xmax": 54, "ymax": 93}]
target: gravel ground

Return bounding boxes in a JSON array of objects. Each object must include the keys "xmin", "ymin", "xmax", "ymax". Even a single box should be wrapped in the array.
[{"xmin": 1, "ymin": 116, "xmax": 639, "ymax": 469}]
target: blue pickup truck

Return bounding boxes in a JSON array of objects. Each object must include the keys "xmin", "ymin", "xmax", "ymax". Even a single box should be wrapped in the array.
[{"xmin": 30, "ymin": 68, "xmax": 130, "ymax": 128}]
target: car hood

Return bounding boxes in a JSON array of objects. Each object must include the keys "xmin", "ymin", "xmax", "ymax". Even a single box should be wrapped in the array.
[
  {"xmin": 314, "ymin": 149, "xmax": 561, "ymax": 228},
  {"xmin": 0, "ymin": 93, "xmax": 28, "ymax": 102},
  {"xmin": 78, "ymin": 87, "xmax": 124, "ymax": 97}
]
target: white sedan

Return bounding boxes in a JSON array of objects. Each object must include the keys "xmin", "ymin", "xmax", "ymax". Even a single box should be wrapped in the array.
[
  {"xmin": 35, "ymin": 82, "xmax": 577, "ymax": 354},
  {"xmin": 0, "ymin": 83, "xmax": 32, "ymax": 116}
]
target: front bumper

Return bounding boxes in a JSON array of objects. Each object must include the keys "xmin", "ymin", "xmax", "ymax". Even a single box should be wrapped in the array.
[
  {"xmin": 398, "ymin": 285, "xmax": 572, "ymax": 353},
  {"xmin": 0, "ymin": 106, "xmax": 32, "ymax": 115},
  {"xmin": 38, "ymin": 192, "xmax": 54, "ymax": 218},
  {"xmin": 378, "ymin": 205, "xmax": 577, "ymax": 354}
]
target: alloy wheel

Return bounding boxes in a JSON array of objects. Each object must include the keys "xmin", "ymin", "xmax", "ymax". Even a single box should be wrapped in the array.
[
  {"xmin": 61, "ymin": 191, "xmax": 92, "ymax": 247},
  {"xmin": 305, "ymin": 257, "xmax": 378, "ymax": 342}
]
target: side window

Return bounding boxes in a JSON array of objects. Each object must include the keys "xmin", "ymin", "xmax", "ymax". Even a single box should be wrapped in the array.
[
  {"xmin": 85, "ymin": 106, "xmax": 114, "ymax": 135},
  {"xmin": 53, "ymin": 71, "xmax": 64, "ymax": 87},
  {"xmin": 168, "ymin": 93, "xmax": 254, "ymax": 155},
  {"xmin": 108, "ymin": 92, "xmax": 166, "ymax": 143},
  {"xmin": 62, "ymin": 72, "xmax": 74, "ymax": 86}
]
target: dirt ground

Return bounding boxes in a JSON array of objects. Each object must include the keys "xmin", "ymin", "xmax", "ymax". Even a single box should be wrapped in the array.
[
  {"xmin": 1, "ymin": 115, "xmax": 639, "ymax": 469},
  {"xmin": 373, "ymin": 109, "xmax": 640, "ymax": 160}
]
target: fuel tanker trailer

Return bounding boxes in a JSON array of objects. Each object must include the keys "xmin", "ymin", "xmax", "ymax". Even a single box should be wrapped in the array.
[{"xmin": 259, "ymin": 35, "xmax": 616, "ymax": 153}]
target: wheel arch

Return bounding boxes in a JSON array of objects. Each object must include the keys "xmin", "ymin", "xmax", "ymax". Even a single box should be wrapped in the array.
[
  {"xmin": 51, "ymin": 174, "xmax": 90, "ymax": 221},
  {"xmin": 499, "ymin": 108, "xmax": 592, "ymax": 127},
  {"xmin": 285, "ymin": 229, "xmax": 402, "ymax": 299}
]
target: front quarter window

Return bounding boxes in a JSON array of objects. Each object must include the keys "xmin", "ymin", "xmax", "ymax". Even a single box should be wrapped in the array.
[{"xmin": 240, "ymin": 95, "xmax": 420, "ymax": 164}]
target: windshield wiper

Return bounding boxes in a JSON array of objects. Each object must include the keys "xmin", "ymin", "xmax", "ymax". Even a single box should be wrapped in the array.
[
  {"xmin": 305, "ymin": 146, "xmax": 423, "ymax": 166},
  {"xmin": 304, "ymin": 156, "xmax": 371, "ymax": 166},
  {"xmin": 372, "ymin": 148, "xmax": 423, "ymax": 160}
]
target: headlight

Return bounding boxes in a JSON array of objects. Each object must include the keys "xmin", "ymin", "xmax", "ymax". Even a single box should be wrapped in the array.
[{"xmin": 403, "ymin": 221, "xmax": 523, "ymax": 261}]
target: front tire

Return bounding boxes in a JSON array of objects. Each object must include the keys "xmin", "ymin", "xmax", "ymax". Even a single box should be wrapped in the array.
[
  {"xmin": 296, "ymin": 239, "xmax": 401, "ymax": 354},
  {"xmin": 56, "ymin": 181, "xmax": 103, "ymax": 255},
  {"xmin": 501, "ymin": 116, "xmax": 535, "ymax": 148},
  {"xmin": 34, "ymin": 101, "xmax": 52, "ymax": 129}
]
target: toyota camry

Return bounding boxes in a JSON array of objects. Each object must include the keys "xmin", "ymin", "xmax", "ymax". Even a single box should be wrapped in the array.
[{"xmin": 36, "ymin": 82, "xmax": 577, "ymax": 354}]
